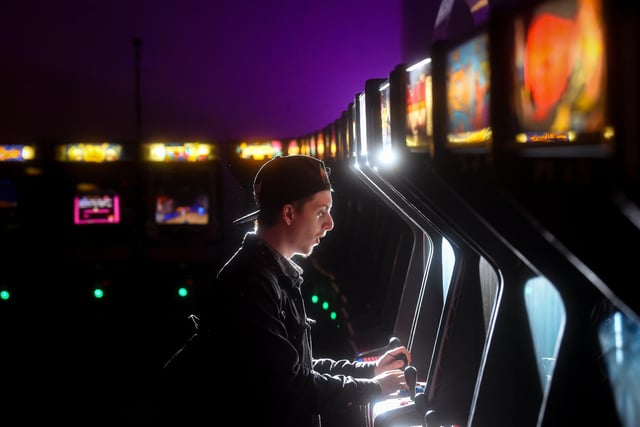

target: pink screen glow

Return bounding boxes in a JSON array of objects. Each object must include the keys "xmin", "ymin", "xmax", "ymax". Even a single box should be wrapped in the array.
[{"xmin": 74, "ymin": 194, "xmax": 120, "ymax": 225}]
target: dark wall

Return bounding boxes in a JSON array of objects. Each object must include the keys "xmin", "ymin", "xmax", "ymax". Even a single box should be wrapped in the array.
[{"xmin": 401, "ymin": 0, "xmax": 439, "ymax": 64}]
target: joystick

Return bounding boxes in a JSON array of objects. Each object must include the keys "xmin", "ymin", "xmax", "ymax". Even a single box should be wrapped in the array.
[
  {"xmin": 404, "ymin": 365, "xmax": 417, "ymax": 401},
  {"xmin": 388, "ymin": 336, "xmax": 402, "ymax": 349}
]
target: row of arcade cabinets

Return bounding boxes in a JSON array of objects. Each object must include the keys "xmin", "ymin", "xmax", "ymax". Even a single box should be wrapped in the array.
[
  {"xmin": 0, "ymin": 140, "xmax": 226, "ymax": 420},
  {"xmin": 1, "ymin": 140, "xmax": 223, "ymax": 306},
  {"xmin": 294, "ymin": 0, "xmax": 639, "ymax": 426}
]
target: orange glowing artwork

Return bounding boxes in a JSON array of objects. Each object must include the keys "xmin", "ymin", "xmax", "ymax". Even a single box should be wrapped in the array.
[
  {"xmin": 517, "ymin": 0, "xmax": 605, "ymax": 133},
  {"xmin": 524, "ymin": 13, "xmax": 576, "ymax": 122}
]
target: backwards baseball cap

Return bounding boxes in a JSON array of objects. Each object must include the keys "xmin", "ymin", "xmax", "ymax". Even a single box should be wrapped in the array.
[{"xmin": 232, "ymin": 154, "xmax": 332, "ymax": 225}]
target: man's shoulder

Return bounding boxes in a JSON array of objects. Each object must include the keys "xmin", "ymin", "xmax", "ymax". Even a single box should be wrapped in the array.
[
  {"xmin": 218, "ymin": 248, "xmax": 269, "ymax": 279},
  {"xmin": 218, "ymin": 236, "xmax": 281, "ymax": 277}
]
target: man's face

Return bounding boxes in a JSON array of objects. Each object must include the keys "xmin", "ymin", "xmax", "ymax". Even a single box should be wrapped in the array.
[{"xmin": 288, "ymin": 190, "xmax": 334, "ymax": 257}]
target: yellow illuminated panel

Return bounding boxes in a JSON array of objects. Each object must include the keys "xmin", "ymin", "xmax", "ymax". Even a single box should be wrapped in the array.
[
  {"xmin": 143, "ymin": 142, "xmax": 216, "ymax": 162},
  {"xmin": 287, "ymin": 139, "xmax": 300, "ymax": 155},
  {"xmin": 330, "ymin": 128, "xmax": 337, "ymax": 158},
  {"xmin": 0, "ymin": 145, "xmax": 36, "ymax": 162},
  {"xmin": 316, "ymin": 133, "xmax": 325, "ymax": 158},
  {"xmin": 55, "ymin": 143, "xmax": 122, "ymax": 162},
  {"xmin": 236, "ymin": 140, "xmax": 283, "ymax": 161},
  {"xmin": 300, "ymin": 138, "xmax": 310, "ymax": 156}
]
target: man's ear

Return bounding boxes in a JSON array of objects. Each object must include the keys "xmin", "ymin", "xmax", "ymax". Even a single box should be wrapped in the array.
[{"xmin": 282, "ymin": 203, "xmax": 295, "ymax": 225}]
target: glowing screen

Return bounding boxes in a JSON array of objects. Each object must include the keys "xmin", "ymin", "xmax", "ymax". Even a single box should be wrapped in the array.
[
  {"xmin": 155, "ymin": 188, "xmax": 209, "ymax": 225},
  {"xmin": 513, "ymin": 0, "xmax": 608, "ymax": 143},
  {"xmin": 379, "ymin": 81, "xmax": 392, "ymax": 153},
  {"xmin": 446, "ymin": 31, "xmax": 491, "ymax": 145},
  {"xmin": 406, "ymin": 58, "xmax": 434, "ymax": 153},
  {"xmin": 74, "ymin": 194, "xmax": 120, "ymax": 225}
]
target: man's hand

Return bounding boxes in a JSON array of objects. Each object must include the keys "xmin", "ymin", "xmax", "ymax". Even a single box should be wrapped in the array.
[
  {"xmin": 373, "ymin": 369, "xmax": 408, "ymax": 395},
  {"xmin": 374, "ymin": 346, "xmax": 412, "ymax": 375}
]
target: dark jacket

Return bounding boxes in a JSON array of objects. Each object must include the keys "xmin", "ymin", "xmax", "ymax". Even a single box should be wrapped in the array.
[{"xmin": 196, "ymin": 232, "xmax": 382, "ymax": 427}]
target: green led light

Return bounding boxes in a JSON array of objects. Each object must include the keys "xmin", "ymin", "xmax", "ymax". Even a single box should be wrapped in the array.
[
  {"xmin": 311, "ymin": 294, "xmax": 319, "ymax": 304},
  {"xmin": 1, "ymin": 290, "xmax": 10, "ymax": 301},
  {"xmin": 178, "ymin": 287, "xmax": 188, "ymax": 298},
  {"xmin": 330, "ymin": 311, "xmax": 337, "ymax": 320},
  {"xmin": 93, "ymin": 288, "xmax": 104, "ymax": 299},
  {"xmin": 322, "ymin": 301, "xmax": 329, "ymax": 310}
]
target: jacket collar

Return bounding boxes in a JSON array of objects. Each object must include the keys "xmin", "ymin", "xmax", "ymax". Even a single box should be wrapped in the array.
[{"xmin": 243, "ymin": 232, "xmax": 304, "ymax": 288}]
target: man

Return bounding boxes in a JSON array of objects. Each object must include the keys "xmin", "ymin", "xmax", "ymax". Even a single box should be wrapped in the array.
[{"xmin": 163, "ymin": 155, "xmax": 411, "ymax": 426}]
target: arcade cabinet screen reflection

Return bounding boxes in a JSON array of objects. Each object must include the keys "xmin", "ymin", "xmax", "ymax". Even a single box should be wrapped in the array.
[
  {"xmin": 155, "ymin": 188, "xmax": 209, "ymax": 225},
  {"xmin": 445, "ymin": 31, "xmax": 491, "ymax": 145},
  {"xmin": 74, "ymin": 193, "xmax": 121, "ymax": 225},
  {"xmin": 512, "ymin": 0, "xmax": 607, "ymax": 142}
]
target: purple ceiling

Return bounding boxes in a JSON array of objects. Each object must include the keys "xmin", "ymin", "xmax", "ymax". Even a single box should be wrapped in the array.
[{"xmin": 1, "ymin": 0, "xmax": 408, "ymax": 143}]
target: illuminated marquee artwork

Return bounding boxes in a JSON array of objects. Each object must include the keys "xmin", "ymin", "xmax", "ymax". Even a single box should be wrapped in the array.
[
  {"xmin": 513, "ymin": 0, "xmax": 607, "ymax": 144},
  {"xmin": 56, "ymin": 143, "xmax": 123, "ymax": 162},
  {"xmin": 379, "ymin": 81, "xmax": 392, "ymax": 153},
  {"xmin": 446, "ymin": 32, "xmax": 491, "ymax": 145},
  {"xmin": 406, "ymin": 58, "xmax": 434, "ymax": 153},
  {"xmin": 236, "ymin": 140, "xmax": 283, "ymax": 161},
  {"xmin": 0, "ymin": 145, "xmax": 36, "ymax": 162},
  {"xmin": 287, "ymin": 139, "xmax": 301, "ymax": 155},
  {"xmin": 143, "ymin": 142, "xmax": 216, "ymax": 162}
]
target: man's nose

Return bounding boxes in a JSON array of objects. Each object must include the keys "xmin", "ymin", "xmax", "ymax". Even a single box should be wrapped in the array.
[{"xmin": 325, "ymin": 213, "xmax": 334, "ymax": 231}]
